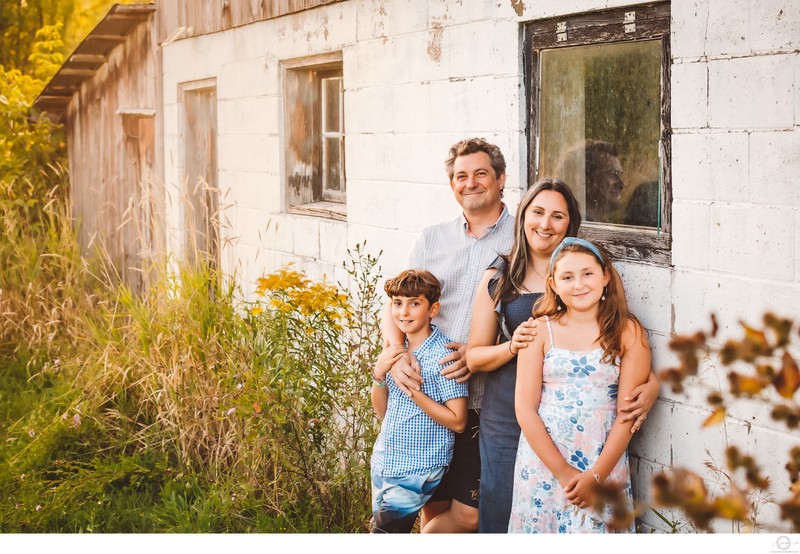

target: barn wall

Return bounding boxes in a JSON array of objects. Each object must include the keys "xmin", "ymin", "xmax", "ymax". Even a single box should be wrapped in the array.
[{"xmin": 67, "ymin": 12, "xmax": 163, "ymax": 291}]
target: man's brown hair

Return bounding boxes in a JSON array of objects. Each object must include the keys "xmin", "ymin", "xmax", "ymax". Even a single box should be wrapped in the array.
[{"xmin": 444, "ymin": 137, "xmax": 506, "ymax": 180}]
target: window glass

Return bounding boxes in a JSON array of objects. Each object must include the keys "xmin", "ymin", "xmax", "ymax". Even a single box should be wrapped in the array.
[
  {"xmin": 538, "ymin": 40, "xmax": 662, "ymax": 228},
  {"xmin": 321, "ymin": 75, "xmax": 344, "ymax": 199},
  {"xmin": 322, "ymin": 76, "xmax": 341, "ymax": 133},
  {"xmin": 324, "ymin": 136, "xmax": 342, "ymax": 193}
]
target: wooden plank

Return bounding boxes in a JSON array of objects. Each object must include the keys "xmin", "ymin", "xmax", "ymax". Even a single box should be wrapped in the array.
[{"xmin": 160, "ymin": 0, "xmax": 345, "ymax": 35}]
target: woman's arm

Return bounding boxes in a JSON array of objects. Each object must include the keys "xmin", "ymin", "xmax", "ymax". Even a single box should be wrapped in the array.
[
  {"xmin": 564, "ymin": 319, "xmax": 651, "ymax": 506},
  {"xmin": 465, "ymin": 270, "xmax": 516, "ymax": 373},
  {"xmin": 411, "ymin": 393, "xmax": 467, "ymax": 434},
  {"xmin": 515, "ymin": 325, "xmax": 579, "ymax": 488}
]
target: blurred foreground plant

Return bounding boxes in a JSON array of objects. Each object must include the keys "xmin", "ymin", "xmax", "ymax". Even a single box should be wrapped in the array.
[
  {"xmin": 590, "ymin": 313, "xmax": 799, "ymax": 533},
  {"xmin": 653, "ymin": 313, "xmax": 799, "ymax": 532}
]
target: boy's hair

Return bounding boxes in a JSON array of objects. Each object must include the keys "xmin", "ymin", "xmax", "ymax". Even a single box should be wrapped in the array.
[{"xmin": 384, "ymin": 270, "xmax": 442, "ymax": 304}]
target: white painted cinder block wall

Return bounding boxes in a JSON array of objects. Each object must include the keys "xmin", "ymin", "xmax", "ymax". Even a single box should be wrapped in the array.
[{"xmin": 161, "ymin": 0, "xmax": 800, "ymax": 532}]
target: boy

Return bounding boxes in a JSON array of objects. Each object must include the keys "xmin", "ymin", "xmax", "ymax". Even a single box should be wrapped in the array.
[{"xmin": 370, "ymin": 269, "xmax": 469, "ymax": 533}]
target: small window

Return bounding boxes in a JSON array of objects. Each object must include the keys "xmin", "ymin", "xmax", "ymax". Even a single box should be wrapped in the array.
[
  {"xmin": 525, "ymin": 3, "xmax": 671, "ymax": 264},
  {"xmin": 283, "ymin": 54, "xmax": 345, "ymax": 220}
]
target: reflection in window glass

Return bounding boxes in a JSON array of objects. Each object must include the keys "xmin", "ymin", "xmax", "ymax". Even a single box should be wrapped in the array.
[
  {"xmin": 324, "ymin": 136, "xmax": 341, "ymax": 192},
  {"xmin": 539, "ymin": 40, "xmax": 661, "ymax": 227}
]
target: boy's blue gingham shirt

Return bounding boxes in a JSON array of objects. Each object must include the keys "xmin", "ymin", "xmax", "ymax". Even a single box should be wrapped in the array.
[{"xmin": 371, "ymin": 326, "xmax": 469, "ymax": 477}]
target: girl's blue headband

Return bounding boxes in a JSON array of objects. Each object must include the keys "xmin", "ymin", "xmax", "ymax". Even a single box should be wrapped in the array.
[{"xmin": 549, "ymin": 237, "xmax": 605, "ymax": 273}]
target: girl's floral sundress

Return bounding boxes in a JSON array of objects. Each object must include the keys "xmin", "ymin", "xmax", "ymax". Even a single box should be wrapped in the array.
[{"xmin": 508, "ymin": 316, "xmax": 634, "ymax": 533}]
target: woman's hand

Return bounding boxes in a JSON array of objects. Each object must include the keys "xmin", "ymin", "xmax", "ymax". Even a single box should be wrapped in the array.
[
  {"xmin": 618, "ymin": 370, "xmax": 660, "ymax": 432},
  {"xmin": 509, "ymin": 318, "xmax": 538, "ymax": 355}
]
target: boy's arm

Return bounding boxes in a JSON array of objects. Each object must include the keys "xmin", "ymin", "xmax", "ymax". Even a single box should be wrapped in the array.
[
  {"xmin": 371, "ymin": 380, "xmax": 389, "ymax": 419},
  {"xmin": 410, "ymin": 392, "xmax": 467, "ymax": 434}
]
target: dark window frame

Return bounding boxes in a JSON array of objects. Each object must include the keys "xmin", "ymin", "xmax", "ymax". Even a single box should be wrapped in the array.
[{"xmin": 524, "ymin": 2, "xmax": 671, "ymax": 265}]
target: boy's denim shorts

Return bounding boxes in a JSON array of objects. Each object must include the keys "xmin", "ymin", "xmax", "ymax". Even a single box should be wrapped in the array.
[{"xmin": 370, "ymin": 466, "xmax": 446, "ymax": 533}]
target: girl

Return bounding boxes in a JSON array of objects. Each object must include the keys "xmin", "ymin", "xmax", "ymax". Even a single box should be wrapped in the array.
[
  {"xmin": 508, "ymin": 237, "xmax": 651, "ymax": 533},
  {"xmin": 466, "ymin": 180, "xmax": 659, "ymax": 533}
]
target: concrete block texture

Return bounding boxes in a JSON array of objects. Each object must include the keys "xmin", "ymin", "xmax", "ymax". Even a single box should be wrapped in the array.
[
  {"xmin": 218, "ymin": 95, "xmax": 279, "ymax": 136},
  {"xmin": 751, "ymin": 0, "xmax": 800, "ymax": 53},
  {"xmin": 670, "ymin": 200, "xmax": 710, "ymax": 270},
  {"xmin": 672, "ymin": 132, "xmax": 748, "ymax": 202},
  {"xmin": 705, "ymin": 0, "xmax": 749, "ymax": 57},
  {"xmin": 447, "ymin": 21, "xmax": 502, "ymax": 79},
  {"xmin": 390, "ymin": 84, "xmax": 431, "ymax": 134},
  {"xmin": 797, "ymin": 210, "xmax": 800, "ymax": 282},
  {"xmin": 749, "ymin": 130, "xmax": 800, "ymax": 208},
  {"xmin": 318, "ymin": 218, "xmax": 350, "ymax": 266},
  {"xmin": 796, "ymin": 54, "xmax": 800, "ymax": 126},
  {"xmin": 672, "ymin": 270, "xmax": 800, "ymax": 342},
  {"xmin": 708, "ymin": 54, "xmax": 795, "ymax": 129},
  {"xmin": 345, "ymin": 178, "xmax": 398, "ymax": 229},
  {"xmin": 671, "ymin": 61, "xmax": 708, "ymax": 129},
  {"xmin": 355, "ymin": 0, "xmax": 429, "ymax": 40},
  {"xmin": 287, "ymin": 214, "xmax": 321, "ymax": 260},
  {"xmin": 708, "ymin": 202, "xmax": 794, "ymax": 281},
  {"xmin": 617, "ymin": 262, "xmax": 672, "ymax": 332},
  {"xmin": 671, "ymin": 0, "xmax": 708, "ymax": 60},
  {"xmin": 428, "ymin": 0, "xmax": 493, "ymax": 27}
]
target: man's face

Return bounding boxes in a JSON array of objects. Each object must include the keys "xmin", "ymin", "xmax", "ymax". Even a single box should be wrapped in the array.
[
  {"xmin": 588, "ymin": 153, "xmax": 626, "ymax": 215},
  {"xmin": 449, "ymin": 152, "xmax": 505, "ymax": 215}
]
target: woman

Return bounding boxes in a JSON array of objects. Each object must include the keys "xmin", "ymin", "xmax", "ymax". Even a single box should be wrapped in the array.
[{"xmin": 465, "ymin": 178, "xmax": 660, "ymax": 533}]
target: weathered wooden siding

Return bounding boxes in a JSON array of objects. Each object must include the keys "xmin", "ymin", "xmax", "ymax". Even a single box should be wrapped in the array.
[
  {"xmin": 156, "ymin": 0, "xmax": 345, "ymax": 41},
  {"xmin": 66, "ymin": 11, "xmax": 163, "ymax": 292}
]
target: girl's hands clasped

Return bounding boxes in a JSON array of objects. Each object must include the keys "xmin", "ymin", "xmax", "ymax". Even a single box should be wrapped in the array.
[{"xmin": 563, "ymin": 470, "xmax": 598, "ymax": 510}]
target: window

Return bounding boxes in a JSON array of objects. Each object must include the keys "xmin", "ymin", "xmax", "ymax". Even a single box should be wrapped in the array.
[
  {"xmin": 283, "ymin": 54, "xmax": 345, "ymax": 221},
  {"xmin": 525, "ymin": 3, "xmax": 671, "ymax": 264}
]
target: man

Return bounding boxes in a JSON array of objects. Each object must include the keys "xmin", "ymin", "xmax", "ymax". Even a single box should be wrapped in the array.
[
  {"xmin": 584, "ymin": 139, "xmax": 626, "ymax": 222},
  {"xmin": 382, "ymin": 137, "xmax": 514, "ymax": 532}
]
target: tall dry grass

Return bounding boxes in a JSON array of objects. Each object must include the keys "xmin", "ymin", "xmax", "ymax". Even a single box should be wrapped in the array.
[{"xmin": 0, "ymin": 174, "xmax": 382, "ymax": 532}]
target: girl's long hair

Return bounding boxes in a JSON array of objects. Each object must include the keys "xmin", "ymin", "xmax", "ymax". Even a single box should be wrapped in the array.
[
  {"xmin": 533, "ymin": 241, "xmax": 641, "ymax": 365},
  {"xmin": 491, "ymin": 178, "xmax": 581, "ymax": 305}
]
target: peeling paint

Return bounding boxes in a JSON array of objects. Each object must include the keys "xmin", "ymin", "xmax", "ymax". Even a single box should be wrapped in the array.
[
  {"xmin": 510, "ymin": 0, "xmax": 524, "ymax": 17},
  {"xmin": 428, "ymin": 21, "xmax": 443, "ymax": 62}
]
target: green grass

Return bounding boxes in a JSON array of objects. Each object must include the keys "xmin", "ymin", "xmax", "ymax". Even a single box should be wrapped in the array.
[{"xmin": 0, "ymin": 187, "xmax": 381, "ymax": 533}]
